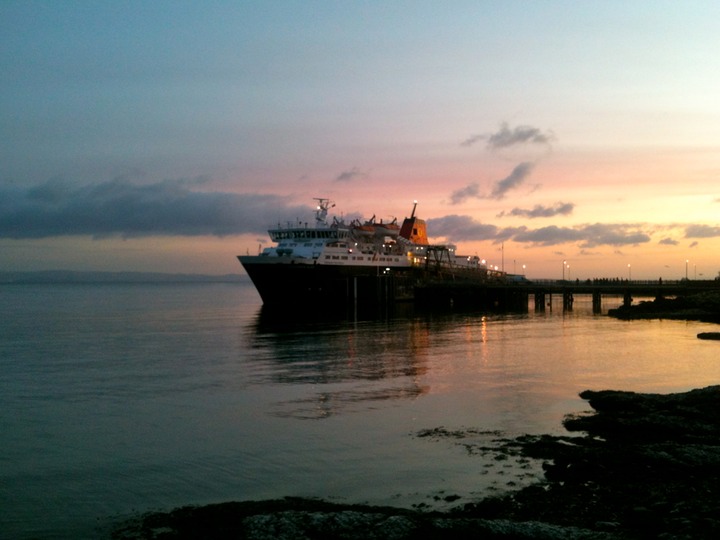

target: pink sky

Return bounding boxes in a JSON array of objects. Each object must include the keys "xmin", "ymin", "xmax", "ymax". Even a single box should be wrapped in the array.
[{"xmin": 1, "ymin": 2, "xmax": 719, "ymax": 279}]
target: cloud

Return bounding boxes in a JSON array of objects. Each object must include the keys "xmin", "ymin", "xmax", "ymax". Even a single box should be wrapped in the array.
[
  {"xmin": 496, "ymin": 223, "xmax": 650, "ymax": 248},
  {"xmin": 428, "ymin": 214, "xmax": 653, "ymax": 248},
  {"xmin": 335, "ymin": 167, "xmax": 368, "ymax": 182},
  {"xmin": 461, "ymin": 123, "xmax": 555, "ymax": 150},
  {"xmin": 658, "ymin": 237, "xmax": 679, "ymax": 245},
  {"xmin": 428, "ymin": 215, "xmax": 651, "ymax": 249},
  {"xmin": 454, "ymin": 123, "xmax": 551, "ymax": 204},
  {"xmin": 577, "ymin": 224, "xmax": 650, "ymax": 248},
  {"xmin": 689, "ymin": 241, "xmax": 699, "ymax": 248},
  {"xmin": 512, "ymin": 225, "xmax": 586, "ymax": 245},
  {"xmin": 449, "ymin": 161, "xmax": 536, "ymax": 204},
  {"xmin": 460, "ymin": 134, "xmax": 485, "ymax": 147},
  {"xmin": 0, "ymin": 178, "xmax": 315, "ymax": 238},
  {"xmin": 685, "ymin": 224, "xmax": 720, "ymax": 238},
  {"xmin": 426, "ymin": 215, "xmax": 498, "ymax": 242},
  {"xmin": 498, "ymin": 201, "xmax": 574, "ymax": 219},
  {"xmin": 490, "ymin": 162, "xmax": 535, "ymax": 200},
  {"xmin": 449, "ymin": 182, "xmax": 481, "ymax": 204},
  {"xmin": 486, "ymin": 122, "xmax": 555, "ymax": 150}
]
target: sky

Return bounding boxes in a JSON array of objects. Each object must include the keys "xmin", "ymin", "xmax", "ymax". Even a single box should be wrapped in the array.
[{"xmin": 1, "ymin": 0, "xmax": 719, "ymax": 280}]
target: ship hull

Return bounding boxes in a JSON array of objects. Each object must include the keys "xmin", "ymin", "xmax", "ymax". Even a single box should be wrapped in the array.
[
  {"xmin": 238, "ymin": 256, "xmax": 419, "ymax": 308},
  {"xmin": 237, "ymin": 256, "xmax": 525, "ymax": 312}
]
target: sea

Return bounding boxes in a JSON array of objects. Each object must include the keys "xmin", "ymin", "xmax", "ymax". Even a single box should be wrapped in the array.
[{"xmin": 2, "ymin": 278, "xmax": 720, "ymax": 539}]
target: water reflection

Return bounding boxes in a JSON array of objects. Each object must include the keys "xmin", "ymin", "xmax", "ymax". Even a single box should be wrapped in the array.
[
  {"xmin": 243, "ymin": 306, "xmax": 440, "ymax": 418},
  {"xmin": 245, "ymin": 307, "xmax": 518, "ymax": 417}
]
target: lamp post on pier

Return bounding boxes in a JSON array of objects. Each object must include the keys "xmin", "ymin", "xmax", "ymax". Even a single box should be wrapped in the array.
[
  {"xmin": 685, "ymin": 259, "xmax": 689, "ymax": 280},
  {"xmin": 628, "ymin": 264, "xmax": 631, "ymax": 281}
]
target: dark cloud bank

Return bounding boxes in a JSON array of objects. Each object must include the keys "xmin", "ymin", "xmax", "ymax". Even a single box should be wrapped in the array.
[
  {"xmin": 427, "ymin": 216, "xmax": 714, "ymax": 248},
  {"xmin": 0, "ymin": 178, "xmax": 314, "ymax": 239},
  {"xmin": 0, "ymin": 179, "xmax": 714, "ymax": 249}
]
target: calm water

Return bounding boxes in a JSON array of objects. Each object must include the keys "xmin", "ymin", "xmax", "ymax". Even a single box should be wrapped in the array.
[{"xmin": 2, "ymin": 280, "xmax": 720, "ymax": 539}]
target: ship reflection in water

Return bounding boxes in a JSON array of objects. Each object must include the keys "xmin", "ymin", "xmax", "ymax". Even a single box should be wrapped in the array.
[{"xmin": 244, "ymin": 306, "xmax": 436, "ymax": 419}]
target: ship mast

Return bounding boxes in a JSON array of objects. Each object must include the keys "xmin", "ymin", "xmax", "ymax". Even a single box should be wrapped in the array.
[{"xmin": 313, "ymin": 198, "xmax": 335, "ymax": 227}]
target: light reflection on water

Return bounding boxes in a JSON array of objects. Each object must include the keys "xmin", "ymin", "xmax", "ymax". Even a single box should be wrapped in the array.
[{"xmin": 1, "ymin": 282, "xmax": 719, "ymax": 539}]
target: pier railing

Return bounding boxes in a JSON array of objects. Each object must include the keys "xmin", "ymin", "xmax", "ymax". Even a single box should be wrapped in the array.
[{"xmin": 522, "ymin": 278, "xmax": 720, "ymax": 295}]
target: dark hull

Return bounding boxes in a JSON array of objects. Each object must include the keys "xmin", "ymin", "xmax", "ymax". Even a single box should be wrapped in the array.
[
  {"xmin": 238, "ymin": 257, "xmax": 418, "ymax": 308},
  {"xmin": 238, "ymin": 256, "xmax": 528, "ymax": 312}
]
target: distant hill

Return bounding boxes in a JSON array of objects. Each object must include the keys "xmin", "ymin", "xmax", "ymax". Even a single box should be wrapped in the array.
[{"xmin": 0, "ymin": 270, "xmax": 248, "ymax": 284}]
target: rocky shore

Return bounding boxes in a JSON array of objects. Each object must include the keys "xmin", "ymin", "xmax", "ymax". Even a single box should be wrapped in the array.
[
  {"xmin": 111, "ymin": 385, "xmax": 720, "ymax": 539},
  {"xmin": 607, "ymin": 291, "xmax": 720, "ymax": 323}
]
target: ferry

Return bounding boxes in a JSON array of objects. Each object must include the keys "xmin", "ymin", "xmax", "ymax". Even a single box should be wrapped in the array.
[{"xmin": 238, "ymin": 198, "xmax": 505, "ymax": 307}]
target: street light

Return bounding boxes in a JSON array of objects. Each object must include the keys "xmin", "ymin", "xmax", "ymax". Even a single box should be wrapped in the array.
[
  {"xmin": 562, "ymin": 260, "xmax": 566, "ymax": 281},
  {"xmin": 628, "ymin": 263, "xmax": 631, "ymax": 280},
  {"xmin": 686, "ymin": 259, "xmax": 689, "ymax": 280}
]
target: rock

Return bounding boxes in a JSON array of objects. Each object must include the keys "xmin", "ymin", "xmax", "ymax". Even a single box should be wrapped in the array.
[
  {"xmin": 607, "ymin": 291, "xmax": 720, "ymax": 322},
  {"xmin": 242, "ymin": 510, "xmax": 418, "ymax": 540},
  {"xmin": 564, "ymin": 386, "xmax": 720, "ymax": 443}
]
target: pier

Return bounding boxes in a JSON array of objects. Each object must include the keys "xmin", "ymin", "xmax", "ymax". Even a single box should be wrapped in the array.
[
  {"xmin": 406, "ymin": 275, "xmax": 720, "ymax": 313},
  {"xmin": 523, "ymin": 279, "xmax": 720, "ymax": 312},
  {"xmin": 255, "ymin": 267, "xmax": 720, "ymax": 315}
]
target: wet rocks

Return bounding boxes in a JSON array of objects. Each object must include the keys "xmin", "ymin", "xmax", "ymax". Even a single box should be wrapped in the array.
[
  {"xmin": 484, "ymin": 386, "xmax": 720, "ymax": 538},
  {"xmin": 565, "ymin": 386, "xmax": 720, "ymax": 443},
  {"xmin": 111, "ymin": 498, "xmax": 617, "ymax": 539}
]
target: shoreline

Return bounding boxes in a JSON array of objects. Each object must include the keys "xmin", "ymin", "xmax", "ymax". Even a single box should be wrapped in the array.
[
  {"xmin": 607, "ymin": 290, "xmax": 720, "ymax": 324},
  {"xmin": 111, "ymin": 385, "xmax": 720, "ymax": 539}
]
